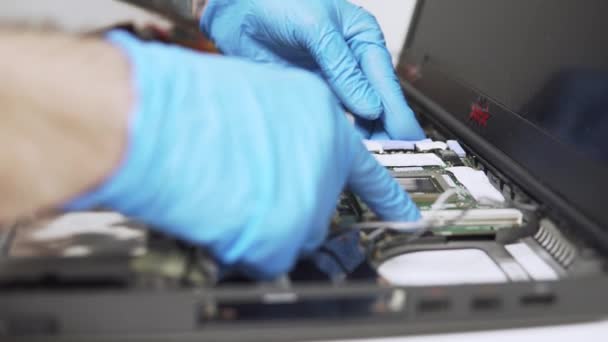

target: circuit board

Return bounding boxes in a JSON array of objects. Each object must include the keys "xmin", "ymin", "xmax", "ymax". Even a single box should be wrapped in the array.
[{"xmin": 335, "ymin": 139, "xmax": 524, "ymax": 237}]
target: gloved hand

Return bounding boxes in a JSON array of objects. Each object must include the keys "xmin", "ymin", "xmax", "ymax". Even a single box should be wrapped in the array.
[
  {"xmin": 67, "ymin": 31, "xmax": 420, "ymax": 279},
  {"xmin": 200, "ymin": 0, "xmax": 426, "ymax": 141}
]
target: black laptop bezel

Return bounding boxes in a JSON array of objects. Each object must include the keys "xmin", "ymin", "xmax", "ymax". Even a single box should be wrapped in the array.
[{"xmin": 398, "ymin": 0, "xmax": 608, "ymax": 256}]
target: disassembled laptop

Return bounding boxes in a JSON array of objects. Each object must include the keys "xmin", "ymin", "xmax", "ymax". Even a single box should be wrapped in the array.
[{"xmin": 2, "ymin": 0, "xmax": 608, "ymax": 340}]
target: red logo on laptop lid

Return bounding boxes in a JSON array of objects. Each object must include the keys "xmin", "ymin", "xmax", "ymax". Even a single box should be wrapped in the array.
[{"xmin": 469, "ymin": 98, "xmax": 492, "ymax": 127}]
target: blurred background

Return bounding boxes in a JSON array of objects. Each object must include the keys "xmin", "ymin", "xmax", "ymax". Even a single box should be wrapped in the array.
[{"xmin": 0, "ymin": 0, "xmax": 417, "ymax": 63}]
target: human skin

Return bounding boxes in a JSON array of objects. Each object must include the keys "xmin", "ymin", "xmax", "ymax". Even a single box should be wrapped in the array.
[{"xmin": 0, "ymin": 28, "xmax": 130, "ymax": 224}]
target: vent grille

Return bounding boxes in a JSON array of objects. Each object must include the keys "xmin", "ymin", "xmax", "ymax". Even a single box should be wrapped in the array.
[{"xmin": 534, "ymin": 221, "xmax": 577, "ymax": 268}]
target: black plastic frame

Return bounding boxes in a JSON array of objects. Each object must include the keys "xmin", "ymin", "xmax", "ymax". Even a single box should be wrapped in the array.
[{"xmin": 2, "ymin": 278, "xmax": 608, "ymax": 340}]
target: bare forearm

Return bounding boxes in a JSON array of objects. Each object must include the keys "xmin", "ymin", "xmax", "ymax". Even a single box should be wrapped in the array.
[
  {"xmin": 0, "ymin": 29, "xmax": 130, "ymax": 222},
  {"xmin": 119, "ymin": 0, "xmax": 208, "ymax": 25}
]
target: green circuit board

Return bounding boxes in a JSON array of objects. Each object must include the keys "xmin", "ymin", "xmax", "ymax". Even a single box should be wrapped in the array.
[{"xmin": 334, "ymin": 143, "xmax": 521, "ymax": 237}]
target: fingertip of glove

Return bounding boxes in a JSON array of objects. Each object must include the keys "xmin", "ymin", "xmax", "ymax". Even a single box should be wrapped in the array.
[
  {"xmin": 401, "ymin": 195, "xmax": 423, "ymax": 222},
  {"xmin": 347, "ymin": 100, "xmax": 383, "ymax": 120},
  {"xmin": 380, "ymin": 180, "xmax": 422, "ymax": 221},
  {"xmin": 384, "ymin": 107, "xmax": 427, "ymax": 140},
  {"xmin": 389, "ymin": 126, "xmax": 426, "ymax": 141}
]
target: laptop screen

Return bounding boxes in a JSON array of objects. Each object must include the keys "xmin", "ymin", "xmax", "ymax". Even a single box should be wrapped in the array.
[{"xmin": 401, "ymin": 0, "xmax": 608, "ymax": 237}]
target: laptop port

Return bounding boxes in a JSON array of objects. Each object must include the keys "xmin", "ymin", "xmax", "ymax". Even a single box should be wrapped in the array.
[
  {"xmin": 417, "ymin": 298, "xmax": 451, "ymax": 314},
  {"xmin": 520, "ymin": 293, "xmax": 556, "ymax": 307},
  {"xmin": 471, "ymin": 297, "xmax": 502, "ymax": 311}
]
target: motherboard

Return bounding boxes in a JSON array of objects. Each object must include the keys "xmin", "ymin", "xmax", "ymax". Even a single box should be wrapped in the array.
[{"xmin": 336, "ymin": 139, "xmax": 524, "ymax": 237}]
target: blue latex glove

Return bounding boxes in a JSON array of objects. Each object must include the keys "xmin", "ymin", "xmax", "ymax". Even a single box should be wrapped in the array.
[
  {"xmin": 200, "ymin": 0, "xmax": 426, "ymax": 141},
  {"xmin": 67, "ymin": 31, "xmax": 420, "ymax": 279}
]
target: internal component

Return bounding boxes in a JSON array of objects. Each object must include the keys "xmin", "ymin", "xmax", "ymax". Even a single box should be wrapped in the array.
[
  {"xmin": 355, "ymin": 139, "xmax": 524, "ymax": 237},
  {"xmin": 0, "ymin": 213, "xmax": 218, "ymax": 288},
  {"xmin": 391, "ymin": 170, "xmax": 462, "ymax": 208},
  {"xmin": 421, "ymin": 209, "xmax": 523, "ymax": 227},
  {"xmin": 8, "ymin": 212, "xmax": 146, "ymax": 259},
  {"xmin": 0, "ymin": 138, "xmax": 545, "ymax": 290},
  {"xmin": 377, "ymin": 249, "xmax": 508, "ymax": 286}
]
